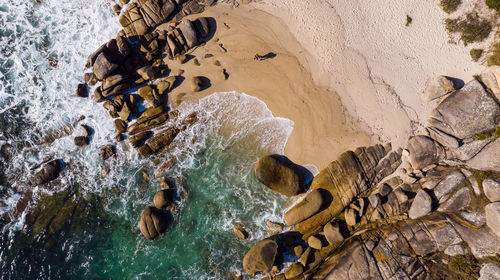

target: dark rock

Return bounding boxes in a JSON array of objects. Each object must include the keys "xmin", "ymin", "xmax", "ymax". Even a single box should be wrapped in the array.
[
  {"xmin": 74, "ymin": 136, "xmax": 90, "ymax": 146},
  {"xmin": 190, "ymin": 76, "xmax": 204, "ymax": 92},
  {"xmin": 137, "ymin": 65, "xmax": 161, "ymax": 80},
  {"xmin": 179, "ymin": 19, "xmax": 198, "ymax": 48},
  {"xmin": 98, "ymin": 145, "xmax": 116, "ymax": 161},
  {"xmin": 29, "ymin": 159, "xmax": 63, "ymax": 186},
  {"xmin": 242, "ymin": 239, "xmax": 278, "ymax": 276},
  {"xmin": 80, "ymin": 124, "xmax": 92, "ymax": 137},
  {"xmin": 115, "ymin": 133, "xmax": 124, "ymax": 142},
  {"xmin": 93, "ymin": 52, "xmax": 119, "ymax": 80},
  {"xmin": 114, "ymin": 119, "xmax": 128, "ymax": 133},
  {"xmin": 153, "ymin": 189, "xmax": 175, "ymax": 209},
  {"xmin": 76, "ymin": 83, "xmax": 88, "ymax": 97}
]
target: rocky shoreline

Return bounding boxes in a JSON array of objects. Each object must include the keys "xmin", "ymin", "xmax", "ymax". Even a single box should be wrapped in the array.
[
  {"xmin": 244, "ymin": 74, "xmax": 500, "ymax": 279},
  {"xmin": 3, "ymin": 0, "xmax": 500, "ymax": 279}
]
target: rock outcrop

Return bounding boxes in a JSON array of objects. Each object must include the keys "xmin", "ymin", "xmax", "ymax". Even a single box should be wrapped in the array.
[{"xmin": 243, "ymin": 76, "xmax": 500, "ymax": 279}]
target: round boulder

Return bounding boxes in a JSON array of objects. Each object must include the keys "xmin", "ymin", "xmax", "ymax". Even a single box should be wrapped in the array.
[
  {"xmin": 153, "ymin": 189, "xmax": 175, "ymax": 209},
  {"xmin": 243, "ymin": 239, "xmax": 278, "ymax": 276},
  {"xmin": 138, "ymin": 206, "xmax": 170, "ymax": 240},
  {"xmin": 254, "ymin": 155, "xmax": 303, "ymax": 196}
]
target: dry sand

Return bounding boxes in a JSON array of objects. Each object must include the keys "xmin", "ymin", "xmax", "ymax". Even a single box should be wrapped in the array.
[
  {"xmin": 250, "ymin": 0, "xmax": 491, "ymax": 147},
  {"xmin": 170, "ymin": 5, "xmax": 371, "ymax": 170},
  {"xmin": 171, "ymin": 0, "xmax": 493, "ymax": 169}
]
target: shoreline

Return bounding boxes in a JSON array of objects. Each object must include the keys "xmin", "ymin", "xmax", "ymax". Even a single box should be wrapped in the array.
[
  {"xmin": 250, "ymin": 0, "xmax": 489, "ymax": 148},
  {"xmin": 175, "ymin": 5, "xmax": 371, "ymax": 170}
]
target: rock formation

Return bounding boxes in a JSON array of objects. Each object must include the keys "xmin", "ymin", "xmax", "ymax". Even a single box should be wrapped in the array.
[{"xmin": 246, "ymin": 75, "xmax": 500, "ymax": 279}]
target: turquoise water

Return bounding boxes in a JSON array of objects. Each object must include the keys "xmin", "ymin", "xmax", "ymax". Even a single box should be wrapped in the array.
[{"xmin": 0, "ymin": 1, "xmax": 294, "ymax": 279}]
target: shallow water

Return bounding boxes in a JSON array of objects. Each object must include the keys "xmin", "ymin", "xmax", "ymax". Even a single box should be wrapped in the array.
[{"xmin": 0, "ymin": 1, "xmax": 294, "ymax": 279}]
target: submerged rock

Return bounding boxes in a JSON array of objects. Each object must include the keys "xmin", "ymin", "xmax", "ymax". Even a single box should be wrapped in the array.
[
  {"xmin": 29, "ymin": 159, "xmax": 63, "ymax": 186},
  {"xmin": 242, "ymin": 239, "xmax": 278, "ymax": 276}
]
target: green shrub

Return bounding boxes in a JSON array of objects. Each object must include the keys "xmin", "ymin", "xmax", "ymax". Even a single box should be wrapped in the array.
[
  {"xmin": 486, "ymin": 0, "xmax": 500, "ymax": 12},
  {"xmin": 406, "ymin": 15, "xmax": 412, "ymax": 26},
  {"xmin": 470, "ymin": 49, "xmax": 483, "ymax": 61},
  {"xmin": 441, "ymin": 0, "xmax": 462, "ymax": 14},
  {"xmin": 446, "ymin": 13, "xmax": 492, "ymax": 45},
  {"xmin": 488, "ymin": 42, "xmax": 500, "ymax": 66}
]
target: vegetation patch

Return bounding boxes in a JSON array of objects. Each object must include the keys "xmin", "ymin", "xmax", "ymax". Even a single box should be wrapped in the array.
[
  {"xmin": 486, "ymin": 0, "xmax": 500, "ymax": 13},
  {"xmin": 470, "ymin": 48, "xmax": 484, "ymax": 61},
  {"xmin": 488, "ymin": 42, "xmax": 500, "ymax": 66},
  {"xmin": 446, "ymin": 13, "xmax": 493, "ymax": 45},
  {"xmin": 441, "ymin": 0, "xmax": 462, "ymax": 14},
  {"xmin": 474, "ymin": 126, "xmax": 500, "ymax": 140},
  {"xmin": 406, "ymin": 15, "xmax": 412, "ymax": 27}
]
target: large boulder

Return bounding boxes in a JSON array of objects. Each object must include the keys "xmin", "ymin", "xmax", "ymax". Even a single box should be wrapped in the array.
[
  {"xmin": 433, "ymin": 171, "xmax": 465, "ymax": 203},
  {"xmin": 486, "ymin": 202, "xmax": 500, "ymax": 239},
  {"xmin": 467, "ymin": 138, "xmax": 500, "ymax": 172},
  {"xmin": 29, "ymin": 159, "xmax": 63, "ymax": 186},
  {"xmin": 406, "ymin": 135, "xmax": 444, "ymax": 170},
  {"xmin": 423, "ymin": 75, "xmax": 454, "ymax": 101},
  {"xmin": 138, "ymin": 206, "xmax": 170, "ymax": 240},
  {"xmin": 190, "ymin": 76, "xmax": 204, "ymax": 92},
  {"xmin": 255, "ymin": 155, "xmax": 310, "ymax": 196},
  {"xmin": 479, "ymin": 263, "xmax": 500, "ymax": 280},
  {"xmin": 153, "ymin": 189, "xmax": 175, "ymax": 209},
  {"xmin": 284, "ymin": 189, "xmax": 325, "ymax": 225},
  {"xmin": 179, "ymin": 19, "xmax": 198, "ymax": 48},
  {"xmin": 408, "ymin": 189, "xmax": 433, "ymax": 219},
  {"xmin": 484, "ymin": 178, "xmax": 500, "ymax": 202},
  {"xmin": 428, "ymin": 79, "xmax": 500, "ymax": 139},
  {"xmin": 323, "ymin": 222, "xmax": 344, "ymax": 245},
  {"xmin": 93, "ymin": 52, "xmax": 119, "ymax": 80},
  {"xmin": 481, "ymin": 66, "xmax": 500, "ymax": 100},
  {"xmin": 242, "ymin": 239, "xmax": 278, "ymax": 276}
]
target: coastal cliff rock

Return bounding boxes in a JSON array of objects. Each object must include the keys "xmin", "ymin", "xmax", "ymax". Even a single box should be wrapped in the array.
[
  {"xmin": 244, "ymin": 77, "xmax": 500, "ymax": 279},
  {"xmin": 139, "ymin": 206, "xmax": 171, "ymax": 240}
]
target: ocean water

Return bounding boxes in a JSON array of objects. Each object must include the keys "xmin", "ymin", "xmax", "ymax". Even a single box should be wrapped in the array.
[{"xmin": 0, "ymin": 1, "xmax": 294, "ymax": 279}]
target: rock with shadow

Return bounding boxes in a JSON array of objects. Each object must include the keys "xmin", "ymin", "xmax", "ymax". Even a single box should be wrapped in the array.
[{"xmin": 254, "ymin": 154, "xmax": 313, "ymax": 196}]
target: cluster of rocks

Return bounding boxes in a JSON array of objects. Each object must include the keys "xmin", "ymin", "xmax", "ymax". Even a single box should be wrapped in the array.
[
  {"xmin": 242, "ymin": 71, "xmax": 500, "ymax": 279},
  {"xmin": 138, "ymin": 180, "xmax": 176, "ymax": 240},
  {"xmin": 77, "ymin": 0, "xmax": 213, "ymax": 157}
]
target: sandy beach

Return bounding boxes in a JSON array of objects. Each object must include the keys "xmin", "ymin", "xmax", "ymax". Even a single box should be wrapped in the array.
[
  {"xmin": 172, "ymin": 5, "xmax": 371, "ymax": 170},
  {"xmin": 172, "ymin": 0, "xmax": 495, "ymax": 169}
]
